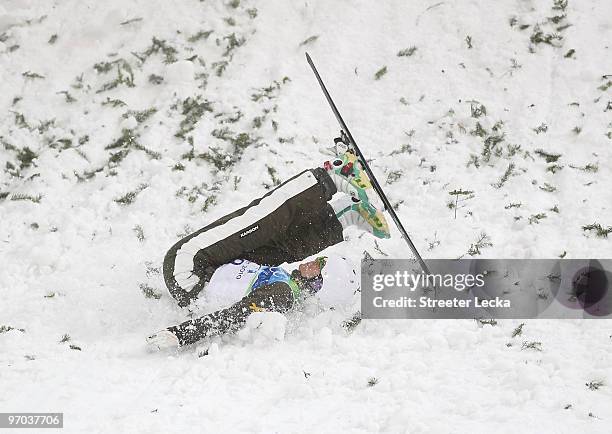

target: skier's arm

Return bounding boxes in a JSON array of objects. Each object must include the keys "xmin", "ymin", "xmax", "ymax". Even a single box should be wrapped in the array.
[{"xmin": 168, "ymin": 281, "xmax": 295, "ymax": 347}]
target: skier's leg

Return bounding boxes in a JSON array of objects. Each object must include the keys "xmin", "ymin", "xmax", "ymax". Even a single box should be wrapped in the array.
[
  {"xmin": 237, "ymin": 166, "xmax": 396, "ymax": 264},
  {"xmin": 270, "ymin": 196, "xmax": 343, "ymax": 263},
  {"xmin": 163, "ymin": 168, "xmax": 339, "ymax": 307}
]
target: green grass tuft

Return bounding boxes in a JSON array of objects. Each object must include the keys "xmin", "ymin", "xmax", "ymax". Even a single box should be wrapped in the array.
[
  {"xmin": 397, "ymin": 46, "xmax": 417, "ymax": 57},
  {"xmin": 582, "ymin": 223, "xmax": 612, "ymax": 238},
  {"xmin": 114, "ymin": 184, "xmax": 149, "ymax": 205},
  {"xmin": 374, "ymin": 66, "xmax": 388, "ymax": 80}
]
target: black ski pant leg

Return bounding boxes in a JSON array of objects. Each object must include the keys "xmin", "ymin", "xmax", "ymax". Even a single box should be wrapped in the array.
[
  {"xmin": 240, "ymin": 186, "xmax": 345, "ymax": 265},
  {"xmin": 168, "ymin": 281, "xmax": 294, "ymax": 347},
  {"xmin": 163, "ymin": 168, "xmax": 344, "ymax": 307}
]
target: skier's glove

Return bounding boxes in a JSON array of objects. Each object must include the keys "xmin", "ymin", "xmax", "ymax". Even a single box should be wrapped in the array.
[{"xmin": 146, "ymin": 329, "xmax": 180, "ymax": 352}]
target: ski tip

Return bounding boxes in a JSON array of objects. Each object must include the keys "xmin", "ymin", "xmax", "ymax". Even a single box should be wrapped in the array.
[{"xmin": 305, "ymin": 52, "xmax": 312, "ymax": 61}]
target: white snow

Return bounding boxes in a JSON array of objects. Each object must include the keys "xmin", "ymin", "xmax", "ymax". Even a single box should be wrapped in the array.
[{"xmin": 1, "ymin": 0, "xmax": 612, "ymax": 432}]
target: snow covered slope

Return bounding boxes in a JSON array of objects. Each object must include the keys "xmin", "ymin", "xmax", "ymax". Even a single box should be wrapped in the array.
[{"xmin": 1, "ymin": 0, "xmax": 611, "ymax": 432}]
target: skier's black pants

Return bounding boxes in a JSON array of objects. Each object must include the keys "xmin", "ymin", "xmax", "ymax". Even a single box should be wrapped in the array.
[{"xmin": 163, "ymin": 168, "xmax": 344, "ymax": 307}]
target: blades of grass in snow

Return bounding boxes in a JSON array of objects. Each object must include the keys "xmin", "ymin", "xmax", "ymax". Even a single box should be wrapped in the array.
[
  {"xmin": 585, "ymin": 380, "xmax": 604, "ymax": 391},
  {"xmin": 137, "ymin": 37, "xmax": 178, "ymax": 64},
  {"xmin": 10, "ymin": 193, "xmax": 42, "ymax": 203},
  {"xmin": 492, "ymin": 163, "xmax": 516, "ymax": 188},
  {"xmin": 448, "ymin": 189, "xmax": 474, "ymax": 218},
  {"xmin": 299, "ymin": 35, "xmax": 319, "ymax": 47},
  {"xmin": 466, "ymin": 232, "xmax": 492, "ymax": 256},
  {"xmin": 120, "ymin": 17, "xmax": 143, "ymax": 25},
  {"xmin": 122, "ymin": 108, "xmax": 157, "ymax": 123},
  {"xmin": 22, "ymin": 71, "xmax": 45, "ymax": 80},
  {"xmin": 222, "ymin": 33, "xmax": 246, "ymax": 57},
  {"xmin": 175, "ymin": 96, "xmax": 214, "ymax": 139},
  {"xmin": 250, "ymin": 77, "xmax": 291, "ymax": 102},
  {"xmin": 94, "ymin": 59, "xmax": 135, "ymax": 93},
  {"xmin": 114, "ymin": 183, "xmax": 149, "ymax": 205},
  {"xmin": 535, "ymin": 149, "xmax": 562, "ymax": 163},
  {"xmin": 539, "ymin": 182, "xmax": 557, "ymax": 193},
  {"xmin": 188, "ymin": 30, "xmax": 213, "ymax": 43},
  {"xmin": 140, "ymin": 283, "xmax": 161, "ymax": 299},
  {"xmin": 342, "ymin": 312, "xmax": 361, "ymax": 331},
  {"xmin": 569, "ymin": 163, "xmax": 598, "ymax": 173},
  {"xmin": 101, "ymin": 97, "xmax": 127, "ymax": 107},
  {"xmin": 367, "ymin": 377, "xmax": 379, "ymax": 387},
  {"xmin": 374, "ymin": 66, "xmax": 388, "ymax": 80},
  {"xmin": 582, "ymin": 223, "xmax": 612, "ymax": 238},
  {"xmin": 56, "ymin": 90, "xmax": 76, "ymax": 103},
  {"xmin": 528, "ymin": 213, "xmax": 547, "ymax": 224},
  {"xmin": 0, "ymin": 325, "xmax": 25, "ymax": 333},
  {"xmin": 397, "ymin": 46, "xmax": 417, "ymax": 57},
  {"xmin": 521, "ymin": 341, "xmax": 542, "ymax": 351}
]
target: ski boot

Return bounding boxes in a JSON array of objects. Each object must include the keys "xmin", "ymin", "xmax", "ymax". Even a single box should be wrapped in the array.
[
  {"xmin": 334, "ymin": 196, "xmax": 391, "ymax": 239},
  {"xmin": 324, "ymin": 152, "xmax": 380, "ymax": 208}
]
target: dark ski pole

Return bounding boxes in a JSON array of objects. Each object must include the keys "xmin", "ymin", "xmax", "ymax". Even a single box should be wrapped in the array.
[{"xmin": 306, "ymin": 52, "xmax": 431, "ymax": 275}]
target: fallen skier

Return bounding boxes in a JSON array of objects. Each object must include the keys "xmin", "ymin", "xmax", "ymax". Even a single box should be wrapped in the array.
[{"xmin": 147, "ymin": 152, "xmax": 390, "ymax": 351}]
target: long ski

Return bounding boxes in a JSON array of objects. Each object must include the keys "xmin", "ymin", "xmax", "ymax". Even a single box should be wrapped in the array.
[{"xmin": 306, "ymin": 52, "xmax": 430, "ymax": 275}]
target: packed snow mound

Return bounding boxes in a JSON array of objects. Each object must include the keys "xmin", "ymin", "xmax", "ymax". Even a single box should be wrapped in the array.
[
  {"xmin": 241, "ymin": 311, "xmax": 288, "ymax": 342},
  {"xmin": 316, "ymin": 255, "xmax": 360, "ymax": 309}
]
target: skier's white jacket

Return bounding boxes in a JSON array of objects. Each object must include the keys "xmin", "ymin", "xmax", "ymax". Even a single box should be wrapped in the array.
[{"xmin": 204, "ymin": 259, "xmax": 300, "ymax": 309}]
